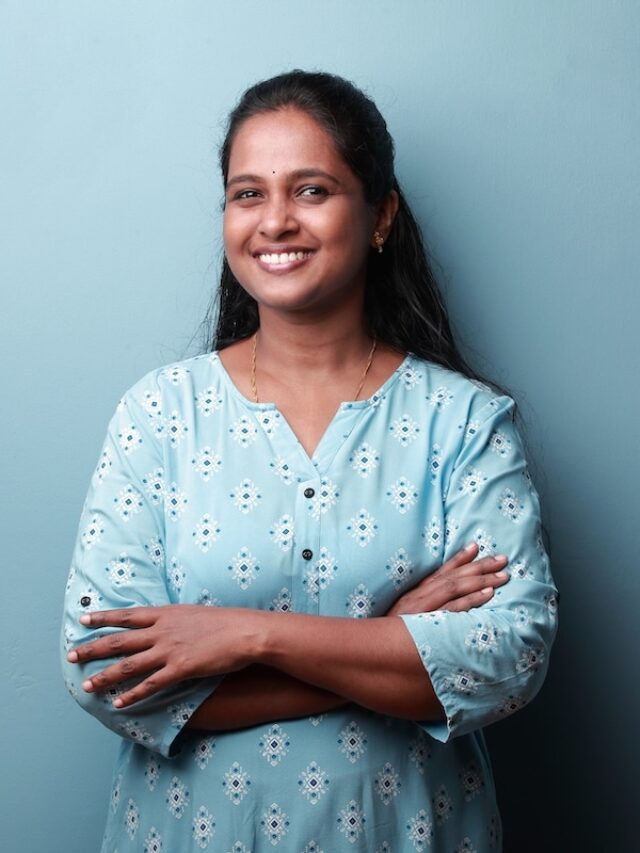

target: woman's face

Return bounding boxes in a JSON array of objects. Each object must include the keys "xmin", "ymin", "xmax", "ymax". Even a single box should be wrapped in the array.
[{"xmin": 223, "ymin": 107, "xmax": 378, "ymax": 318}]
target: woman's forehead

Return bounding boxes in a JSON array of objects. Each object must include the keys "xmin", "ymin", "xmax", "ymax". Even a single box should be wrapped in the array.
[{"xmin": 227, "ymin": 108, "xmax": 348, "ymax": 179}]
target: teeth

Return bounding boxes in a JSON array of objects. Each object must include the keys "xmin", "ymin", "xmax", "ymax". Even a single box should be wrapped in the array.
[{"xmin": 258, "ymin": 251, "xmax": 310, "ymax": 265}]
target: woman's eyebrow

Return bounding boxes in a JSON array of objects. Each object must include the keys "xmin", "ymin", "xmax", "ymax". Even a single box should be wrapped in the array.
[
  {"xmin": 226, "ymin": 173, "xmax": 263, "ymax": 189},
  {"xmin": 226, "ymin": 168, "xmax": 340, "ymax": 189},
  {"xmin": 289, "ymin": 168, "xmax": 340, "ymax": 185}
]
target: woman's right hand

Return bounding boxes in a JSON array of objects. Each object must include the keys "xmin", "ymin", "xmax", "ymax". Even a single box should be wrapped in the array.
[{"xmin": 385, "ymin": 543, "xmax": 509, "ymax": 617}]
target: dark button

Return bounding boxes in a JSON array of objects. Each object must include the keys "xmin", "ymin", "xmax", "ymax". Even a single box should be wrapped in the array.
[
  {"xmin": 302, "ymin": 549, "xmax": 313, "ymax": 561},
  {"xmin": 304, "ymin": 487, "xmax": 315, "ymax": 499},
  {"xmin": 80, "ymin": 596, "xmax": 91, "ymax": 607}
]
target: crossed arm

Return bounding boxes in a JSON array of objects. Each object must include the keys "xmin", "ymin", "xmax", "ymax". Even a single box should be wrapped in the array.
[{"xmin": 66, "ymin": 544, "xmax": 509, "ymax": 732}]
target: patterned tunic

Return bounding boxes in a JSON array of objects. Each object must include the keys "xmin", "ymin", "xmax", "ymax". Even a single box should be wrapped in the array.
[{"xmin": 61, "ymin": 352, "xmax": 558, "ymax": 852}]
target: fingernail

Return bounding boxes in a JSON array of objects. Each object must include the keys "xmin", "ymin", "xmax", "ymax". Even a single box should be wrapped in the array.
[
  {"xmin": 493, "ymin": 554, "xmax": 508, "ymax": 563},
  {"xmin": 82, "ymin": 680, "xmax": 93, "ymax": 692},
  {"xmin": 482, "ymin": 587, "xmax": 493, "ymax": 595},
  {"xmin": 495, "ymin": 571, "xmax": 508, "ymax": 579},
  {"xmin": 465, "ymin": 543, "xmax": 477, "ymax": 552},
  {"xmin": 113, "ymin": 698, "xmax": 123, "ymax": 708},
  {"xmin": 67, "ymin": 651, "xmax": 78, "ymax": 663},
  {"xmin": 79, "ymin": 615, "xmax": 91, "ymax": 625}
]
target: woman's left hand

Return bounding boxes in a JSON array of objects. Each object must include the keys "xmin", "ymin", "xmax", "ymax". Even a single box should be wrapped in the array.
[
  {"xmin": 385, "ymin": 543, "xmax": 509, "ymax": 616},
  {"xmin": 66, "ymin": 605, "xmax": 261, "ymax": 708}
]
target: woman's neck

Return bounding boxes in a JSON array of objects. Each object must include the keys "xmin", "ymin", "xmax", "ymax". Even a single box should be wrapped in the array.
[
  {"xmin": 217, "ymin": 304, "xmax": 405, "ymax": 420},
  {"xmin": 254, "ymin": 310, "xmax": 374, "ymax": 383}
]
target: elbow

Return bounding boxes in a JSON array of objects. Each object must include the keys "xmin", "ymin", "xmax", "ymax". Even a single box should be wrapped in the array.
[
  {"xmin": 504, "ymin": 607, "xmax": 558, "ymax": 712},
  {"xmin": 512, "ymin": 650, "xmax": 551, "ymax": 712}
]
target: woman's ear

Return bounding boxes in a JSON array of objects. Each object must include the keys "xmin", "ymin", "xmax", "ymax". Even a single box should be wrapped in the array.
[{"xmin": 370, "ymin": 190, "xmax": 400, "ymax": 250}]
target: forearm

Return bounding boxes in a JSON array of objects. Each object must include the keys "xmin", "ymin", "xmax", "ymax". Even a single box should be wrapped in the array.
[
  {"xmin": 187, "ymin": 664, "xmax": 348, "ymax": 731},
  {"xmin": 70, "ymin": 605, "xmax": 443, "ymax": 722},
  {"xmin": 256, "ymin": 612, "xmax": 444, "ymax": 721}
]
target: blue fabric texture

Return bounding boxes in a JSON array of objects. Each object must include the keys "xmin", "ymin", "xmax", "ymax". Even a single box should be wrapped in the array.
[{"xmin": 61, "ymin": 352, "xmax": 557, "ymax": 852}]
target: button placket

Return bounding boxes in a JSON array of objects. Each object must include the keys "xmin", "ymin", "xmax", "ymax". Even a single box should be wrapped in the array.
[{"xmin": 295, "ymin": 479, "xmax": 322, "ymax": 614}]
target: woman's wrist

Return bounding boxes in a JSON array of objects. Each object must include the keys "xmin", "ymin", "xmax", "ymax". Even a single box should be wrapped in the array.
[{"xmin": 243, "ymin": 608, "xmax": 279, "ymax": 667}]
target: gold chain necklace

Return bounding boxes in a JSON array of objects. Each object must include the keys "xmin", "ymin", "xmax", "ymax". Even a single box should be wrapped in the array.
[{"xmin": 250, "ymin": 332, "xmax": 377, "ymax": 404}]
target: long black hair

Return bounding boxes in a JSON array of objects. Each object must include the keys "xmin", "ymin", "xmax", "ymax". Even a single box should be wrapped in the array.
[{"xmin": 204, "ymin": 70, "xmax": 489, "ymax": 385}]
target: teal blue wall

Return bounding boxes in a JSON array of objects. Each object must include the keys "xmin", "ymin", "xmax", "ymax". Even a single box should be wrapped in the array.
[{"xmin": 2, "ymin": 2, "xmax": 638, "ymax": 849}]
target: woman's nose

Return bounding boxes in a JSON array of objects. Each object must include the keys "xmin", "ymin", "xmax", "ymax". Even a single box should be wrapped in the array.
[{"xmin": 258, "ymin": 197, "xmax": 298, "ymax": 238}]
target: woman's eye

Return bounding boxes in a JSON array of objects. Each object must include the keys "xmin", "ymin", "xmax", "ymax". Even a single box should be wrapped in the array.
[
  {"xmin": 298, "ymin": 185, "xmax": 329, "ymax": 199},
  {"xmin": 231, "ymin": 189, "xmax": 261, "ymax": 201}
]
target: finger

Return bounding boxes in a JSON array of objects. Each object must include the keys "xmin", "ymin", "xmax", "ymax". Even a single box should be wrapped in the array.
[
  {"xmin": 67, "ymin": 628, "xmax": 153, "ymax": 664},
  {"xmin": 79, "ymin": 607, "xmax": 157, "ymax": 630},
  {"xmin": 111, "ymin": 667, "xmax": 176, "ymax": 708},
  {"xmin": 81, "ymin": 650, "xmax": 161, "ymax": 694},
  {"xmin": 441, "ymin": 586, "xmax": 498, "ymax": 612},
  {"xmin": 440, "ymin": 554, "xmax": 509, "ymax": 575},
  {"xmin": 451, "ymin": 554, "xmax": 509, "ymax": 578},
  {"xmin": 439, "ymin": 542, "xmax": 479, "ymax": 572},
  {"xmin": 432, "ymin": 568, "xmax": 509, "ymax": 601},
  {"xmin": 402, "ymin": 568, "xmax": 509, "ymax": 614}
]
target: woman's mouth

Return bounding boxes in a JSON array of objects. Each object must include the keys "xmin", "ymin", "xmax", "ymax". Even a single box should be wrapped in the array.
[
  {"xmin": 254, "ymin": 250, "xmax": 315, "ymax": 273},
  {"xmin": 257, "ymin": 251, "xmax": 313, "ymax": 266}
]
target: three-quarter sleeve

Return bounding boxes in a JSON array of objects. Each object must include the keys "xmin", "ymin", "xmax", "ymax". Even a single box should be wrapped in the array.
[
  {"xmin": 400, "ymin": 395, "xmax": 558, "ymax": 743},
  {"xmin": 61, "ymin": 380, "xmax": 221, "ymax": 757}
]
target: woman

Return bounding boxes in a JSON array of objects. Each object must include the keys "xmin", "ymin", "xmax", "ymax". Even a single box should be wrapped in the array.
[{"xmin": 62, "ymin": 70, "xmax": 558, "ymax": 852}]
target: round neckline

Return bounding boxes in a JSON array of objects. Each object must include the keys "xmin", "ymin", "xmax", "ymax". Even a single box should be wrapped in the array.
[{"xmin": 213, "ymin": 350, "xmax": 413, "ymax": 411}]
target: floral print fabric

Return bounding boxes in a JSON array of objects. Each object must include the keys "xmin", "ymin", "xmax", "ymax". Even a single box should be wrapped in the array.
[{"xmin": 61, "ymin": 352, "xmax": 557, "ymax": 851}]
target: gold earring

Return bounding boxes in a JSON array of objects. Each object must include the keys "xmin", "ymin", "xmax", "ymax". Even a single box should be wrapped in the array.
[{"xmin": 373, "ymin": 231, "xmax": 384, "ymax": 254}]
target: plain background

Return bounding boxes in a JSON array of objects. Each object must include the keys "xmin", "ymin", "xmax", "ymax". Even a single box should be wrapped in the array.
[{"xmin": 1, "ymin": 2, "xmax": 638, "ymax": 850}]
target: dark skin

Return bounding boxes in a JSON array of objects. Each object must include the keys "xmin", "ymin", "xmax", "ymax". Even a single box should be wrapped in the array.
[
  {"xmin": 69, "ymin": 543, "xmax": 508, "ymax": 730},
  {"xmin": 68, "ymin": 109, "xmax": 511, "ymax": 731}
]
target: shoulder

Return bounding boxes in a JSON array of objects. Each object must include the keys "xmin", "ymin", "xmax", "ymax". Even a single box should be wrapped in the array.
[
  {"xmin": 108, "ymin": 352, "xmax": 228, "ymax": 445},
  {"xmin": 118, "ymin": 352, "xmax": 224, "ymax": 411},
  {"xmin": 402, "ymin": 355, "xmax": 515, "ymax": 427}
]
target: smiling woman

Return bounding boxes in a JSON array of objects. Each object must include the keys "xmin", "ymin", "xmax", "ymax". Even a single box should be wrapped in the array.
[
  {"xmin": 222, "ymin": 108, "xmax": 394, "ymax": 323},
  {"xmin": 61, "ymin": 70, "xmax": 558, "ymax": 852}
]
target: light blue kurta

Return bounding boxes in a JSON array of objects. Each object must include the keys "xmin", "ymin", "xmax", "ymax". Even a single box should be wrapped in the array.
[{"xmin": 61, "ymin": 352, "xmax": 558, "ymax": 852}]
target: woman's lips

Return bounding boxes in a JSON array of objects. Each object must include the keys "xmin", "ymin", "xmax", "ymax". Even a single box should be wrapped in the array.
[{"xmin": 255, "ymin": 250, "xmax": 314, "ymax": 272}]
